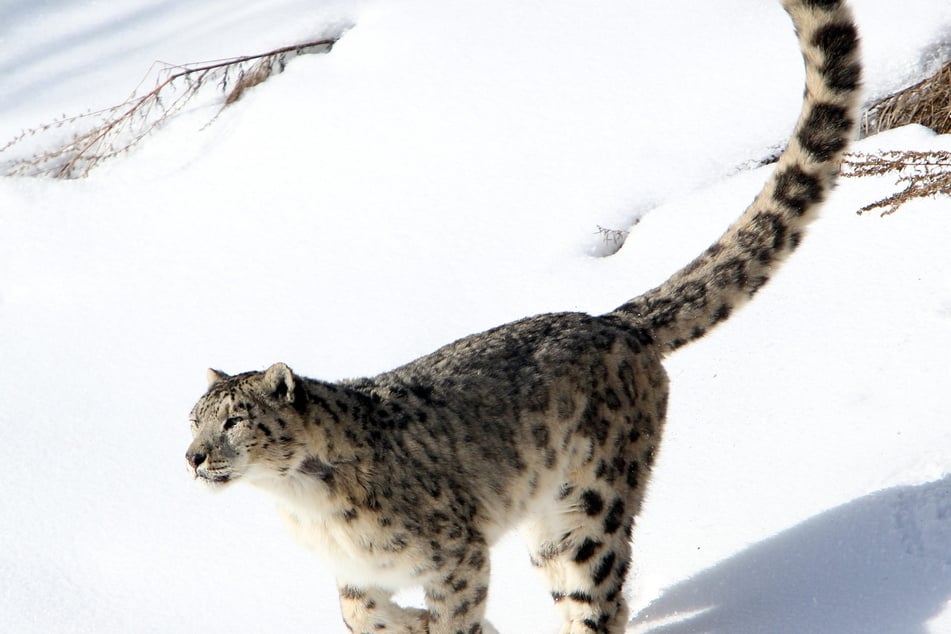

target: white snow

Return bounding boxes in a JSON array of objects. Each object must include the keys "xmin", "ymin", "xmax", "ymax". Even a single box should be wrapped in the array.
[{"xmin": 1, "ymin": 1, "xmax": 950, "ymax": 633}]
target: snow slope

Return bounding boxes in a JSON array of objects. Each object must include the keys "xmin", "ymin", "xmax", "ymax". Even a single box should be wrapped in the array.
[{"xmin": 1, "ymin": 1, "xmax": 950, "ymax": 632}]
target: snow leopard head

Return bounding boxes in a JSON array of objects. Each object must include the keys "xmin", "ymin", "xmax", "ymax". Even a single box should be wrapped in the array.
[{"xmin": 186, "ymin": 362, "xmax": 306, "ymax": 487}]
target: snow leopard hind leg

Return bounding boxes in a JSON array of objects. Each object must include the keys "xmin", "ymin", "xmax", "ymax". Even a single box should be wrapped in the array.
[
  {"xmin": 524, "ymin": 478, "xmax": 643, "ymax": 634},
  {"xmin": 521, "ymin": 367, "xmax": 663, "ymax": 634}
]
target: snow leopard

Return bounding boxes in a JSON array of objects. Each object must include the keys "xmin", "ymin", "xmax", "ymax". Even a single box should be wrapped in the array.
[{"xmin": 186, "ymin": 1, "xmax": 861, "ymax": 632}]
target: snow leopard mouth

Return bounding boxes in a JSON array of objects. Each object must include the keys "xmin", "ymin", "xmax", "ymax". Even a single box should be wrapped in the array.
[{"xmin": 194, "ymin": 468, "xmax": 235, "ymax": 485}]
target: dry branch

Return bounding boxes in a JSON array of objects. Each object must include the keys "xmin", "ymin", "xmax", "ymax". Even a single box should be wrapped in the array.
[
  {"xmin": 1, "ymin": 37, "xmax": 337, "ymax": 179},
  {"xmin": 595, "ymin": 225, "xmax": 631, "ymax": 247},
  {"xmin": 843, "ymin": 150, "xmax": 951, "ymax": 215},
  {"xmin": 589, "ymin": 224, "xmax": 634, "ymax": 258}
]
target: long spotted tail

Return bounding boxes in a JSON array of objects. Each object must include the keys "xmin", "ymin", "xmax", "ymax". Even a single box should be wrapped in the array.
[{"xmin": 609, "ymin": 0, "xmax": 861, "ymax": 354}]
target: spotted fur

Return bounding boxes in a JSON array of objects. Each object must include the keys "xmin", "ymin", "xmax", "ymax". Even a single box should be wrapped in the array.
[
  {"xmin": 186, "ymin": 2, "xmax": 860, "ymax": 633},
  {"xmin": 612, "ymin": 0, "xmax": 861, "ymax": 352}
]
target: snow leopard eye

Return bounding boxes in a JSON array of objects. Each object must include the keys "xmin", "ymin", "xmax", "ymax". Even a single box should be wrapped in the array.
[{"xmin": 223, "ymin": 416, "xmax": 243, "ymax": 431}]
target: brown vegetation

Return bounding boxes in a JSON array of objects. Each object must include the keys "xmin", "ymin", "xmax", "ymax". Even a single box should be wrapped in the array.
[
  {"xmin": 0, "ymin": 38, "xmax": 337, "ymax": 179},
  {"xmin": 862, "ymin": 60, "xmax": 951, "ymax": 137},
  {"xmin": 843, "ymin": 150, "xmax": 951, "ymax": 216}
]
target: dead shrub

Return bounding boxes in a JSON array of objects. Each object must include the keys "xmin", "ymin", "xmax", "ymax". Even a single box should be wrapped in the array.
[
  {"xmin": 1, "ymin": 37, "xmax": 338, "ymax": 179},
  {"xmin": 863, "ymin": 60, "xmax": 951, "ymax": 137},
  {"xmin": 843, "ymin": 150, "xmax": 951, "ymax": 215}
]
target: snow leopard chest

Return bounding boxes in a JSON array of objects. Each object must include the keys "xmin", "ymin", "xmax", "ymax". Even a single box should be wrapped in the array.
[{"xmin": 278, "ymin": 501, "xmax": 432, "ymax": 591}]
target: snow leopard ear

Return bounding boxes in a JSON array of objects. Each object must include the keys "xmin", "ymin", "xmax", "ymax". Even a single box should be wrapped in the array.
[
  {"xmin": 264, "ymin": 362, "xmax": 296, "ymax": 403},
  {"xmin": 207, "ymin": 368, "xmax": 230, "ymax": 387}
]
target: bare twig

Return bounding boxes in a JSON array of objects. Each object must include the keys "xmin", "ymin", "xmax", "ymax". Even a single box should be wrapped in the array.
[
  {"xmin": 842, "ymin": 150, "xmax": 951, "ymax": 215},
  {"xmin": 2, "ymin": 37, "xmax": 338, "ymax": 179},
  {"xmin": 589, "ymin": 224, "xmax": 634, "ymax": 257},
  {"xmin": 596, "ymin": 225, "xmax": 631, "ymax": 246}
]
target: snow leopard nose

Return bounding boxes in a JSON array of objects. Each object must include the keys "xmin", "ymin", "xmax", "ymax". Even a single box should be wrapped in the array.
[{"xmin": 187, "ymin": 451, "xmax": 207, "ymax": 470}]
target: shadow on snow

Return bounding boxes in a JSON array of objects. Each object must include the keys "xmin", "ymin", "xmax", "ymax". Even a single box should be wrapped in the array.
[{"xmin": 631, "ymin": 475, "xmax": 951, "ymax": 634}]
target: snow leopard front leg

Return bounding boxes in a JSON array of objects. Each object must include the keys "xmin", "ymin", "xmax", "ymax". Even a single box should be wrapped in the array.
[
  {"xmin": 422, "ymin": 532, "xmax": 495, "ymax": 634},
  {"xmin": 338, "ymin": 584, "xmax": 429, "ymax": 634}
]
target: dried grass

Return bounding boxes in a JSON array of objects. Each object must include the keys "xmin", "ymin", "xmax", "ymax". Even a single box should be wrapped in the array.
[
  {"xmin": 863, "ymin": 60, "xmax": 951, "ymax": 137},
  {"xmin": 596, "ymin": 225, "xmax": 630, "ymax": 247},
  {"xmin": 1, "ymin": 38, "xmax": 337, "ymax": 179},
  {"xmin": 843, "ymin": 55, "xmax": 951, "ymax": 215},
  {"xmin": 843, "ymin": 150, "xmax": 951, "ymax": 215},
  {"xmin": 589, "ymin": 225, "xmax": 631, "ymax": 258}
]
